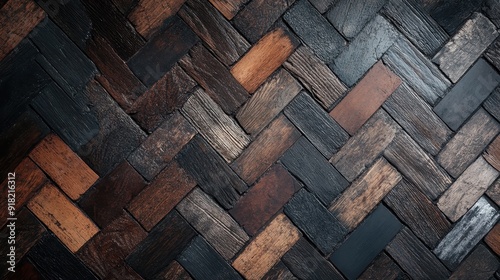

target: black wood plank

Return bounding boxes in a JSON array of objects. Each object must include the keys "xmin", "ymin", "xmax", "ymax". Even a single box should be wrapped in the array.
[
  {"xmin": 484, "ymin": 0, "xmax": 500, "ymax": 27},
  {"xmin": 284, "ymin": 189, "xmax": 347, "ymax": 254},
  {"xmin": 283, "ymin": 0, "xmax": 346, "ymax": 63},
  {"xmin": 429, "ymin": 0, "xmax": 486, "ymax": 34},
  {"xmin": 177, "ymin": 236, "xmax": 243, "ymax": 280},
  {"xmin": 330, "ymin": 205, "xmax": 402, "ymax": 280},
  {"xmin": 263, "ymin": 261, "xmax": 297, "ymax": 280},
  {"xmin": 358, "ymin": 252, "xmax": 409, "ymax": 280},
  {"xmin": 449, "ymin": 244, "xmax": 499, "ymax": 280},
  {"xmin": 484, "ymin": 87, "xmax": 500, "ymax": 123},
  {"xmin": 308, "ymin": 0, "xmax": 336, "ymax": 13},
  {"xmin": 284, "ymin": 92, "xmax": 348, "ymax": 158},
  {"xmin": 281, "ymin": 137, "xmax": 348, "ymax": 205}
]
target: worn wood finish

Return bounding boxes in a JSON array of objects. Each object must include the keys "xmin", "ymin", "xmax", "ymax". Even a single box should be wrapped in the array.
[
  {"xmin": 160, "ymin": 261, "xmax": 193, "ymax": 280},
  {"xmin": 263, "ymin": 261, "xmax": 297, "ymax": 280},
  {"xmin": 232, "ymin": 213, "xmax": 301, "ymax": 279},
  {"xmin": 358, "ymin": 252, "xmax": 409, "ymax": 280},
  {"xmin": 437, "ymin": 108, "xmax": 500, "ymax": 178},
  {"xmin": 27, "ymin": 183, "xmax": 99, "ymax": 253},
  {"xmin": 449, "ymin": 244, "xmax": 499, "ymax": 280},
  {"xmin": 486, "ymin": 37, "xmax": 500, "ymax": 72},
  {"xmin": 429, "ymin": 0, "xmax": 486, "ymax": 34},
  {"xmin": 330, "ymin": 61, "xmax": 402, "ymax": 135},
  {"xmin": 485, "ymin": 136, "xmax": 500, "ymax": 171},
  {"xmin": 487, "ymin": 179, "xmax": 500, "ymax": 206},
  {"xmin": 128, "ymin": 0, "xmax": 185, "ymax": 38},
  {"xmin": 104, "ymin": 265, "xmax": 144, "ymax": 280},
  {"xmin": 485, "ymin": 223, "xmax": 500, "ymax": 255},
  {"xmin": 484, "ymin": 88, "xmax": 500, "ymax": 122},
  {"xmin": 231, "ymin": 27, "xmax": 299, "ymax": 93},
  {"xmin": 208, "ymin": 0, "xmax": 247, "ymax": 20},
  {"xmin": 308, "ymin": 0, "xmax": 335, "ymax": 13}
]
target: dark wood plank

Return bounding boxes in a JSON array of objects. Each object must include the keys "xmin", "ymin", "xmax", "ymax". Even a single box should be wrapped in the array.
[
  {"xmin": 284, "ymin": 189, "xmax": 347, "ymax": 254},
  {"xmin": 449, "ymin": 244, "xmax": 499, "ymax": 280},
  {"xmin": 308, "ymin": 0, "xmax": 336, "ymax": 13},
  {"xmin": 281, "ymin": 137, "xmax": 349, "ymax": 205},
  {"xmin": 358, "ymin": 252, "xmax": 409, "ymax": 280},
  {"xmin": 486, "ymin": 37, "xmax": 500, "ymax": 72},
  {"xmin": 284, "ymin": 92, "xmax": 348, "ymax": 158},
  {"xmin": 179, "ymin": 0, "xmax": 250, "ymax": 66},
  {"xmin": 485, "ymin": 223, "xmax": 500, "ymax": 255},
  {"xmin": 487, "ymin": 179, "xmax": 500, "ymax": 206},
  {"xmin": 484, "ymin": 87, "xmax": 500, "ymax": 122},
  {"xmin": 4, "ymin": 258, "xmax": 43, "ymax": 280},
  {"xmin": 329, "ymin": 15, "xmax": 399, "ymax": 86},
  {"xmin": 434, "ymin": 197, "xmax": 500, "ymax": 270},
  {"xmin": 103, "ymin": 265, "xmax": 144, "ymax": 280},
  {"xmin": 208, "ymin": 0, "xmax": 247, "ymax": 20},
  {"xmin": 127, "ymin": 16, "xmax": 198, "ymax": 87},
  {"xmin": 159, "ymin": 261, "xmax": 192, "ymax": 280},
  {"xmin": 486, "ymin": 136, "xmax": 500, "ymax": 171},
  {"xmin": 429, "ymin": 0, "xmax": 486, "ymax": 34},
  {"xmin": 126, "ymin": 210, "xmax": 196, "ymax": 279},
  {"xmin": 283, "ymin": 238, "xmax": 344, "ymax": 280},
  {"xmin": 384, "ymin": 179, "xmax": 451, "ymax": 248},
  {"xmin": 176, "ymin": 135, "xmax": 246, "ymax": 209},
  {"xmin": 484, "ymin": 0, "xmax": 500, "ymax": 27},
  {"xmin": 111, "ymin": 0, "xmax": 137, "ymax": 15},
  {"xmin": 128, "ymin": 0, "xmax": 185, "ymax": 38},
  {"xmin": 330, "ymin": 205, "xmax": 402, "ymax": 280},
  {"xmin": 437, "ymin": 108, "xmax": 500, "ymax": 178},
  {"xmin": 263, "ymin": 261, "xmax": 297, "ymax": 280}
]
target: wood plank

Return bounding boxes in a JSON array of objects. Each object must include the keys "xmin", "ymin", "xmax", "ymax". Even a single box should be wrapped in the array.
[
  {"xmin": 128, "ymin": 0, "xmax": 185, "ymax": 38},
  {"xmin": 484, "ymin": 87, "xmax": 500, "ymax": 123},
  {"xmin": 230, "ymin": 164, "xmax": 301, "ymax": 235},
  {"xmin": 330, "ymin": 205, "xmax": 402, "ymax": 280},
  {"xmin": 179, "ymin": 43, "xmax": 248, "ymax": 115},
  {"xmin": 232, "ymin": 213, "xmax": 301, "ymax": 279},
  {"xmin": 449, "ymin": 244, "xmax": 499, "ymax": 280},
  {"xmin": 263, "ymin": 261, "xmax": 297, "ymax": 280},
  {"xmin": 283, "ymin": 238, "xmax": 344, "ymax": 280},
  {"xmin": 434, "ymin": 197, "xmax": 500, "ymax": 270},
  {"xmin": 159, "ymin": 261, "xmax": 192, "ymax": 280},
  {"xmin": 281, "ymin": 137, "xmax": 349, "ymax": 205},
  {"xmin": 128, "ymin": 112, "xmax": 196, "ymax": 180},
  {"xmin": 103, "ymin": 265, "xmax": 144, "ymax": 280},
  {"xmin": 308, "ymin": 0, "xmax": 335, "ymax": 13},
  {"xmin": 437, "ymin": 108, "xmax": 500, "ymax": 178},
  {"xmin": 29, "ymin": 134, "xmax": 98, "ymax": 200},
  {"xmin": 77, "ymin": 212, "xmax": 147, "ymax": 278},
  {"xmin": 179, "ymin": 0, "xmax": 250, "ymax": 66},
  {"xmin": 284, "ymin": 0, "xmax": 345, "ymax": 62},
  {"xmin": 488, "ymin": 179, "xmax": 500, "ymax": 208},
  {"xmin": 384, "ymin": 131, "xmax": 452, "ymax": 200},
  {"xmin": 27, "ymin": 183, "xmax": 99, "ymax": 253},
  {"xmin": 429, "ymin": 0, "xmax": 486, "ymax": 34},
  {"xmin": 384, "ymin": 180, "xmax": 451, "ymax": 248},
  {"xmin": 126, "ymin": 210, "xmax": 196, "ymax": 279},
  {"xmin": 177, "ymin": 188, "xmax": 249, "ymax": 259},
  {"xmin": 331, "ymin": 110, "xmax": 400, "ymax": 182},
  {"xmin": 231, "ymin": 27, "xmax": 299, "ymax": 93},
  {"xmin": 486, "ymin": 37, "xmax": 500, "ymax": 72},
  {"xmin": 176, "ymin": 135, "xmax": 246, "ymax": 209},
  {"xmin": 329, "ymin": 15, "xmax": 399, "ymax": 86},
  {"xmin": 359, "ymin": 252, "xmax": 409, "ymax": 280},
  {"xmin": 433, "ymin": 13, "xmax": 498, "ymax": 83},
  {"xmin": 329, "ymin": 158, "xmax": 401, "ymax": 231},
  {"xmin": 178, "ymin": 236, "xmax": 243, "ymax": 280},
  {"xmin": 485, "ymin": 223, "xmax": 500, "ymax": 255},
  {"xmin": 78, "ymin": 161, "xmax": 147, "ymax": 228},
  {"xmin": 283, "ymin": 46, "xmax": 346, "ymax": 109},
  {"xmin": 3, "ymin": 258, "xmax": 43, "ymax": 280},
  {"xmin": 330, "ymin": 61, "xmax": 402, "ymax": 135},
  {"xmin": 284, "ymin": 189, "xmax": 347, "ymax": 254},
  {"xmin": 208, "ymin": 0, "xmax": 247, "ymax": 20},
  {"xmin": 127, "ymin": 161, "xmax": 196, "ymax": 231},
  {"xmin": 485, "ymin": 136, "xmax": 500, "ymax": 171},
  {"xmin": 236, "ymin": 69, "xmax": 301, "ymax": 136},
  {"xmin": 386, "ymin": 227, "xmax": 450, "ymax": 280},
  {"xmin": 383, "ymin": 82, "xmax": 452, "ymax": 155},
  {"xmin": 284, "ymin": 92, "xmax": 348, "ymax": 158},
  {"xmin": 111, "ymin": 0, "xmax": 136, "ymax": 14},
  {"xmin": 484, "ymin": 0, "xmax": 500, "ymax": 27}
]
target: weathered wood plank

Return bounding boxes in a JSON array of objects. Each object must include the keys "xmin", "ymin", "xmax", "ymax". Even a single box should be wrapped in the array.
[
  {"xmin": 485, "ymin": 136, "xmax": 500, "ymax": 171},
  {"xmin": 208, "ymin": 0, "xmax": 247, "ymax": 20},
  {"xmin": 486, "ymin": 37, "xmax": 500, "ymax": 72},
  {"xmin": 484, "ymin": 0, "xmax": 500, "ymax": 27},
  {"xmin": 308, "ymin": 0, "xmax": 336, "ymax": 13},
  {"xmin": 429, "ymin": 0, "xmax": 486, "ymax": 34},
  {"xmin": 484, "ymin": 87, "xmax": 500, "ymax": 122},
  {"xmin": 434, "ymin": 197, "xmax": 500, "ymax": 270},
  {"xmin": 330, "ymin": 61, "xmax": 402, "ymax": 135},
  {"xmin": 449, "ymin": 244, "xmax": 499, "ymax": 280},
  {"xmin": 358, "ymin": 252, "xmax": 409, "ymax": 280},
  {"xmin": 27, "ymin": 183, "xmax": 100, "ymax": 253},
  {"xmin": 177, "ymin": 188, "xmax": 249, "ymax": 259},
  {"xmin": 281, "ymin": 137, "xmax": 349, "ymax": 205},
  {"xmin": 283, "ymin": 46, "xmax": 346, "ymax": 109},
  {"xmin": 487, "ymin": 179, "xmax": 500, "ymax": 206},
  {"xmin": 284, "ymin": 189, "xmax": 347, "ymax": 254},
  {"xmin": 485, "ymin": 223, "xmax": 500, "ymax": 255},
  {"xmin": 236, "ymin": 69, "xmax": 301, "ymax": 136},
  {"xmin": 263, "ymin": 261, "xmax": 297, "ymax": 280},
  {"xmin": 159, "ymin": 261, "xmax": 192, "ymax": 280},
  {"xmin": 128, "ymin": 0, "xmax": 185, "ymax": 38},
  {"xmin": 232, "ymin": 213, "xmax": 301, "ymax": 279},
  {"xmin": 437, "ymin": 108, "xmax": 500, "ymax": 178},
  {"xmin": 103, "ymin": 264, "xmax": 144, "ymax": 280}
]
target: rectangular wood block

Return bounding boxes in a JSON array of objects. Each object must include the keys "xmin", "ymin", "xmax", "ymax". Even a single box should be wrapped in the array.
[
  {"xmin": 128, "ymin": 0, "xmax": 185, "ymax": 38},
  {"xmin": 485, "ymin": 136, "xmax": 500, "ymax": 171},
  {"xmin": 432, "ymin": 13, "xmax": 498, "ymax": 83},
  {"xmin": 437, "ymin": 108, "xmax": 500, "ymax": 178},
  {"xmin": 208, "ymin": 0, "xmax": 247, "ymax": 20},
  {"xmin": 484, "ymin": 87, "xmax": 500, "ymax": 123},
  {"xmin": 263, "ymin": 261, "xmax": 297, "ymax": 280},
  {"xmin": 485, "ymin": 223, "xmax": 500, "ymax": 255},
  {"xmin": 358, "ymin": 252, "xmax": 408, "ymax": 280},
  {"xmin": 128, "ymin": 161, "xmax": 196, "ymax": 231},
  {"xmin": 329, "ymin": 158, "xmax": 401, "ymax": 231},
  {"xmin": 232, "ymin": 213, "xmax": 301, "ymax": 279},
  {"xmin": 29, "ymin": 134, "xmax": 98, "ymax": 200},
  {"xmin": 449, "ymin": 244, "xmax": 499, "ymax": 280},
  {"xmin": 231, "ymin": 27, "xmax": 299, "ymax": 93},
  {"xmin": 330, "ymin": 61, "xmax": 402, "ymax": 135},
  {"xmin": 27, "ymin": 183, "xmax": 99, "ymax": 253},
  {"xmin": 284, "ymin": 189, "xmax": 347, "ymax": 254},
  {"xmin": 230, "ymin": 164, "xmax": 301, "ymax": 235}
]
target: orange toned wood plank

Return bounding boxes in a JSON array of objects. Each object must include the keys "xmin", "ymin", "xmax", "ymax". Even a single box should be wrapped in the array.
[
  {"xmin": 0, "ymin": 0, "xmax": 45, "ymax": 60},
  {"xmin": 231, "ymin": 27, "xmax": 299, "ymax": 93},
  {"xmin": 485, "ymin": 136, "xmax": 500, "ymax": 171},
  {"xmin": 330, "ymin": 61, "xmax": 402, "ymax": 135},
  {"xmin": 485, "ymin": 223, "xmax": 500, "ymax": 255},
  {"xmin": 208, "ymin": 0, "xmax": 247, "ymax": 20},
  {"xmin": 27, "ymin": 183, "xmax": 99, "ymax": 253},
  {"xmin": 329, "ymin": 157, "xmax": 402, "ymax": 231},
  {"xmin": 128, "ymin": 0, "xmax": 185, "ymax": 39},
  {"xmin": 29, "ymin": 134, "xmax": 98, "ymax": 200},
  {"xmin": 232, "ymin": 213, "xmax": 301, "ymax": 279}
]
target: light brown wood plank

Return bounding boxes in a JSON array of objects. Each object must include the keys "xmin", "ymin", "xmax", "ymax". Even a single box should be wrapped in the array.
[
  {"xmin": 128, "ymin": 0, "xmax": 185, "ymax": 38},
  {"xmin": 485, "ymin": 136, "xmax": 500, "ymax": 171}
]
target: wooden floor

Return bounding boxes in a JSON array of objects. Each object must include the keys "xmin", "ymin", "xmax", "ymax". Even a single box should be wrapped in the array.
[{"xmin": 1, "ymin": 0, "xmax": 500, "ymax": 279}]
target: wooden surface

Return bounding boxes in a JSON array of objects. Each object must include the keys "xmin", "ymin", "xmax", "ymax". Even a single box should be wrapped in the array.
[
  {"xmin": 359, "ymin": 252, "xmax": 409, "ymax": 280},
  {"xmin": 485, "ymin": 223, "xmax": 500, "ymax": 255},
  {"xmin": 485, "ymin": 135, "xmax": 500, "ymax": 171},
  {"xmin": 449, "ymin": 244, "xmax": 499, "ymax": 280},
  {"xmin": 128, "ymin": 0, "xmax": 185, "ymax": 38}
]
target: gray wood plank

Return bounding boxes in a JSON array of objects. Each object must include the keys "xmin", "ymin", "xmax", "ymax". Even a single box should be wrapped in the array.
[
  {"xmin": 308, "ymin": 0, "xmax": 337, "ymax": 13},
  {"xmin": 485, "ymin": 37, "xmax": 500, "ymax": 72},
  {"xmin": 484, "ymin": 88, "xmax": 500, "ymax": 123},
  {"xmin": 484, "ymin": 0, "xmax": 500, "ymax": 27}
]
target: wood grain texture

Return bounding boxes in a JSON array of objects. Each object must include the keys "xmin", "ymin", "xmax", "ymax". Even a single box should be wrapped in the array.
[
  {"xmin": 484, "ymin": 87, "xmax": 500, "ymax": 123},
  {"xmin": 358, "ymin": 252, "xmax": 409, "ymax": 280},
  {"xmin": 429, "ymin": 0, "xmax": 485, "ymax": 34},
  {"xmin": 329, "ymin": 158, "xmax": 401, "ymax": 231},
  {"xmin": 330, "ymin": 61, "xmax": 402, "ymax": 135},
  {"xmin": 27, "ymin": 183, "xmax": 99, "ymax": 253},
  {"xmin": 208, "ymin": 0, "xmax": 247, "ymax": 20},
  {"xmin": 127, "ymin": 161, "xmax": 196, "ymax": 231},
  {"xmin": 231, "ymin": 27, "xmax": 299, "ymax": 93},
  {"xmin": 236, "ymin": 69, "xmax": 302, "ymax": 136},
  {"xmin": 103, "ymin": 265, "xmax": 144, "ymax": 280},
  {"xmin": 29, "ymin": 134, "xmax": 98, "ymax": 200},
  {"xmin": 485, "ymin": 136, "xmax": 500, "ymax": 171},
  {"xmin": 283, "ymin": 46, "xmax": 346, "ymax": 109},
  {"xmin": 160, "ymin": 261, "xmax": 193, "ymax": 280},
  {"xmin": 484, "ymin": 0, "xmax": 500, "ymax": 27},
  {"xmin": 449, "ymin": 244, "xmax": 499, "ymax": 280},
  {"xmin": 487, "ymin": 179, "xmax": 500, "ymax": 206},
  {"xmin": 486, "ymin": 36, "xmax": 500, "ymax": 77},
  {"xmin": 182, "ymin": 88, "xmax": 250, "ymax": 162},
  {"xmin": 437, "ymin": 108, "xmax": 500, "ymax": 178},
  {"xmin": 232, "ymin": 213, "xmax": 301, "ymax": 279},
  {"xmin": 263, "ymin": 261, "xmax": 297, "ymax": 280},
  {"xmin": 432, "ymin": 13, "xmax": 498, "ymax": 83},
  {"xmin": 177, "ymin": 188, "xmax": 250, "ymax": 259},
  {"xmin": 308, "ymin": 0, "xmax": 336, "ymax": 13},
  {"xmin": 485, "ymin": 223, "xmax": 500, "ymax": 255},
  {"xmin": 128, "ymin": 0, "xmax": 185, "ymax": 38}
]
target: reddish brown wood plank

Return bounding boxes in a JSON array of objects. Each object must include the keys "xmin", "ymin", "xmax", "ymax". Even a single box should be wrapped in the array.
[
  {"xmin": 128, "ymin": 0, "xmax": 185, "ymax": 38},
  {"xmin": 160, "ymin": 261, "xmax": 193, "ymax": 280},
  {"xmin": 485, "ymin": 136, "xmax": 500, "ymax": 171},
  {"xmin": 485, "ymin": 223, "xmax": 500, "ymax": 255},
  {"xmin": 208, "ymin": 0, "xmax": 247, "ymax": 20}
]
